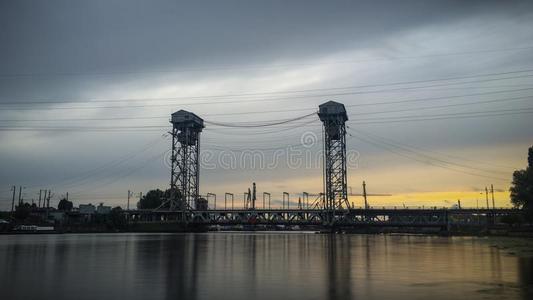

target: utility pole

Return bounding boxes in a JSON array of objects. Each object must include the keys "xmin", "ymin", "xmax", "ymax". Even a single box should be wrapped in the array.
[
  {"xmin": 47, "ymin": 190, "xmax": 51, "ymax": 209},
  {"xmin": 244, "ymin": 191, "xmax": 250, "ymax": 209},
  {"xmin": 362, "ymin": 181, "xmax": 369, "ymax": 209},
  {"xmin": 490, "ymin": 184, "xmax": 495, "ymax": 209},
  {"xmin": 18, "ymin": 186, "xmax": 22, "ymax": 205},
  {"xmin": 11, "ymin": 185, "xmax": 16, "ymax": 214},
  {"xmin": 303, "ymin": 192, "xmax": 309, "ymax": 210},
  {"xmin": 263, "ymin": 192, "xmax": 270, "ymax": 210},
  {"xmin": 45, "ymin": 190, "xmax": 51, "ymax": 221},
  {"xmin": 127, "ymin": 190, "xmax": 131, "ymax": 210},
  {"xmin": 224, "ymin": 193, "xmax": 234, "ymax": 210},
  {"xmin": 38, "ymin": 190, "xmax": 42, "ymax": 208},
  {"xmin": 207, "ymin": 193, "xmax": 216, "ymax": 210},
  {"xmin": 252, "ymin": 182, "xmax": 256, "ymax": 210},
  {"xmin": 283, "ymin": 192, "xmax": 290, "ymax": 210},
  {"xmin": 485, "ymin": 187, "xmax": 489, "ymax": 209}
]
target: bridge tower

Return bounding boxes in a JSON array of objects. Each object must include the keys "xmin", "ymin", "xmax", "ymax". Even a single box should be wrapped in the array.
[
  {"xmin": 169, "ymin": 110, "xmax": 204, "ymax": 211},
  {"xmin": 318, "ymin": 101, "xmax": 349, "ymax": 224}
]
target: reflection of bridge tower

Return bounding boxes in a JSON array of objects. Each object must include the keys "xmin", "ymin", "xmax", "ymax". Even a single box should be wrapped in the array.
[
  {"xmin": 325, "ymin": 235, "xmax": 352, "ymax": 300},
  {"xmin": 170, "ymin": 110, "xmax": 204, "ymax": 211},
  {"xmin": 318, "ymin": 101, "xmax": 349, "ymax": 224}
]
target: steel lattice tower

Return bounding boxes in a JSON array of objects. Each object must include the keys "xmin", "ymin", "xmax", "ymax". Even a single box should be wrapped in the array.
[
  {"xmin": 170, "ymin": 110, "xmax": 204, "ymax": 211},
  {"xmin": 318, "ymin": 101, "xmax": 349, "ymax": 224}
]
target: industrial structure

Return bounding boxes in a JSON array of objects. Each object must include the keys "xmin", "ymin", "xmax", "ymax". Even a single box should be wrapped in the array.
[
  {"xmin": 167, "ymin": 110, "xmax": 204, "ymax": 213},
  {"xmin": 3, "ymin": 102, "xmax": 522, "ymax": 235},
  {"xmin": 136, "ymin": 102, "xmax": 520, "ymax": 230},
  {"xmin": 318, "ymin": 101, "xmax": 350, "ymax": 224},
  {"xmin": 126, "ymin": 206, "xmax": 518, "ymax": 231}
]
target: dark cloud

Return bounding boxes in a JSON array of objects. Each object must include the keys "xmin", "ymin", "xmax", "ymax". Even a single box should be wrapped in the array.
[{"xmin": 0, "ymin": 0, "xmax": 530, "ymax": 77}]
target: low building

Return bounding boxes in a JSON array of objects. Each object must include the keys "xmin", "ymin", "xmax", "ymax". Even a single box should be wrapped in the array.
[
  {"xmin": 49, "ymin": 211, "xmax": 65, "ymax": 222},
  {"xmin": 96, "ymin": 203, "xmax": 111, "ymax": 215},
  {"xmin": 79, "ymin": 204, "xmax": 96, "ymax": 214}
]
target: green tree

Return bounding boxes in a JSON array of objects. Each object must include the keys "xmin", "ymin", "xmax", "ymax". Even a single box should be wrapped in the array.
[
  {"xmin": 137, "ymin": 189, "xmax": 173, "ymax": 209},
  {"xmin": 510, "ymin": 146, "xmax": 533, "ymax": 220},
  {"xmin": 109, "ymin": 206, "xmax": 127, "ymax": 229},
  {"xmin": 529, "ymin": 146, "xmax": 533, "ymax": 168},
  {"xmin": 14, "ymin": 203, "xmax": 31, "ymax": 220},
  {"xmin": 57, "ymin": 198, "xmax": 73, "ymax": 211}
]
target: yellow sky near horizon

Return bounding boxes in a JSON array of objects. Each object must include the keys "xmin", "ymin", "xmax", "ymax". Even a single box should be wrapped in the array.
[{"xmin": 349, "ymin": 190, "xmax": 512, "ymax": 209}]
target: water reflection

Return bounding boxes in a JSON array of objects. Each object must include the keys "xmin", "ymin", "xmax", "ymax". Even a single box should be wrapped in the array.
[{"xmin": 0, "ymin": 233, "xmax": 531, "ymax": 300}]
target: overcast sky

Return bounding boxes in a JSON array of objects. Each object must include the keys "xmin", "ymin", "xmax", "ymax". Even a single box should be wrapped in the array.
[{"xmin": 1, "ymin": 0, "xmax": 533, "ymax": 209}]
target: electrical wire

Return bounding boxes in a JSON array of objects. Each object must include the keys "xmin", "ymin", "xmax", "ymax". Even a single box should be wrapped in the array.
[
  {"xmin": 1, "ymin": 68, "xmax": 532, "ymax": 105},
  {"xmin": 349, "ymin": 108, "xmax": 533, "ymax": 125},
  {"xmin": 0, "ymin": 106, "xmax": 531, "ymax": 131},
  {"xmin": 204, "ymin": 112, "xmax": 316, "ymax": 128},
  {"xmin": 1, "ymin": 45, "xmax": 532, "ymax": 78},
  {"xmin": 350, "ymin": 128, "xmax": 511, "ymax": 175},
  {"xmin": 69, "ymin": 151, "xmax": 167, "ymax": 195},
  {"xmin": 1, "ymin": 86, "xmax": 532, "ymax": 125},
  {"xmin": 348, "ymin": 130, "xmax": 509, "ymax": 182},
  {"xmin": 32, "ymin": 135, "xmax": 168, "ymax": 190},
  {"xmin": 1, "ymin": 71, "xmax": 532, "ymax": 110},
  {"xmin": 350, "ymin": 128, "xmax": 515, "ymax": 170}
]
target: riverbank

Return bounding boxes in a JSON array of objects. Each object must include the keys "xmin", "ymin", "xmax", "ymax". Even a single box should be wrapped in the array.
[{"xmin": 2, "ymin": 225, "xmax": 533, "ymax": 238}]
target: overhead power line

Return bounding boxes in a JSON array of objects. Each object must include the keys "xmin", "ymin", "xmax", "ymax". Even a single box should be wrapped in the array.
[
  {"xmin": 0, "ymin": 69, "xmax": 532, "ymax": 108},
  {"xmin": 346, "ymin": 87, "xmax": 533, "ymax": 108},
  {"xmin": 22, "ymin": 135, "xmax": 168, "ymax": 190},
  {"xmin": 347, "ymin": 95, "xmax": 533, "ymax": 117},
  {"xmin": 0, "ymin": 74, "xmax": 529, "ymax": 112},
  {"xmin": 348, "ymin": 108, "xmax": 533, "ymax": 125},
  {"xmin": 350, "ymin": 129, "xmax": 510, "ymax": 175},
  {"xmin": 348, "ymin": 130, "xmax": 509, "ymax": 182},
  {"xmin": 69, "ymin": 151, "xmax": 167, "ymax": 195},
  {"xmin": 1, "ymin": 45, "xmax": 532, "ymax": 78},
  {"xmin": 0, "ymin": 107, "xmax": 531, "ymax": 132},
  {"xmin": 350, "ymin": 128, "xmax": 515, "ymax": 170},
  {"xmin": 0, "ymin": 88, "xmax": 532, "ymax": 124},
  {"xmin": 204, "ymin": 112, "xmax": 316, "ymax": 128}
]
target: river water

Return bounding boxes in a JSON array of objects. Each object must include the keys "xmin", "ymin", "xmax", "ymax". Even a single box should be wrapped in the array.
[{"xmin": 0, "ymin": 233, "xmax": 531, "ymax": 300}]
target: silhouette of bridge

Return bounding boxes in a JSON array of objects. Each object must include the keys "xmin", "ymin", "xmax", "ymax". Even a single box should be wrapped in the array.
[
  {"xmin": 124, "ymin": 207, "xmax": 519, "ymax": 230},
  {"xmin": 130, "ymin": 100, "xmax": 520, "ymax": 230}
]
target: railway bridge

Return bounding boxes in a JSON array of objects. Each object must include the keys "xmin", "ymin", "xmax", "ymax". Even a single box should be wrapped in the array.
[
  {"xmin": 124, "ymin": 207, "xmax": 521, "ymax": 231},
  {"xmin": 142, "ymin": 101, "xmax": 520, "ymax": 230}
]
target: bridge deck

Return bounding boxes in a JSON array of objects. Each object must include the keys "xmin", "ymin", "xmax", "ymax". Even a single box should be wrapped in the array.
[{"xmin": 123, "ymin": 208, "xmax": 520, "ymax": 227}]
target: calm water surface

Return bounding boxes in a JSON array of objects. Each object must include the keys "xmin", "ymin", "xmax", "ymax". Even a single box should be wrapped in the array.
[{"xmin": 0, "ymin": 233, "xmax": 532, "ymax": 300}]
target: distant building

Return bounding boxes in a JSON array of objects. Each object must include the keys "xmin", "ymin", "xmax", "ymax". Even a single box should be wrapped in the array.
[
  {"xmin": 49, "ymin": 211, "xmax": 65, "ymax": 222},
  {"xmin": 96, "ymin": 203, "xmax": 111, "ymax": 215},
  {"xmin": 79, "ymin": 204, "xmax": 96, "ymax": 214}
]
